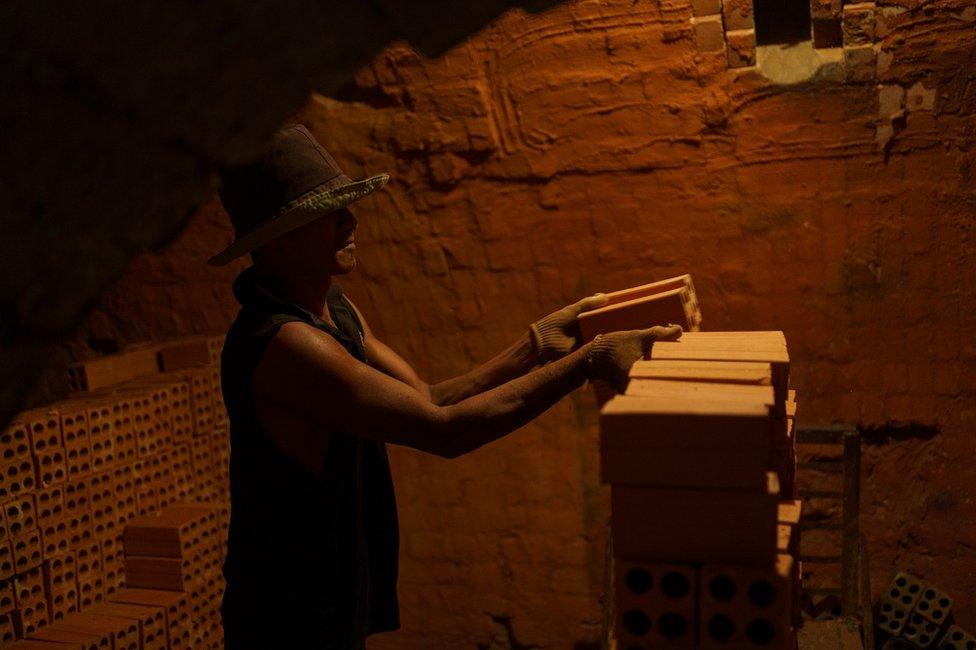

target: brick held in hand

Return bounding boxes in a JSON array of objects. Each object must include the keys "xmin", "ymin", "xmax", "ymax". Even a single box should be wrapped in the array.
[
  {"xmin": 700, "ymin": 554, "xmax": 795, "ymax": 649},
  {"xmin": 578, "ymin": 287, "xmax": 697, "ymax": 343}
]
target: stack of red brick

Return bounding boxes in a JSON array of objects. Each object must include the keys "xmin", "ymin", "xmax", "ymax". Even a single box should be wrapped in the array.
[
  {"xmin": 601, "ymin": 330, "xmax": 801, "ymax": 649},
  {"xmin": 0, "ymin": 336, "xmax": 230, "ymax": 648}
]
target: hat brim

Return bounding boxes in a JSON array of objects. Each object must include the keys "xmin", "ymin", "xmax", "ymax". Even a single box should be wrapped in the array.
[{"xmin": 208, "ymin": 173, "xmax": 389, "ymax": 266}]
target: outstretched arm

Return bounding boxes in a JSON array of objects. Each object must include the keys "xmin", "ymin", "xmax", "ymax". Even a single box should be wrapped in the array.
[
  {"xmin": 253, "ymin": 322, "xmax": 680, "ymax": 459},
  {"xmin": 347, "ymin": 295, "xmax": 607, "ymax": 405}
]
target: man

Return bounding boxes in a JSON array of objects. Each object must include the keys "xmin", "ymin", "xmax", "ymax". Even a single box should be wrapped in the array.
[{"xmin": 209, "ymin": 124, "xmax": 681, "ymax": 649}]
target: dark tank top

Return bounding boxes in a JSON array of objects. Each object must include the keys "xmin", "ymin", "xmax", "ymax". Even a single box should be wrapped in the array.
[{"xmin": 220, "ymin": 267, "xmax": 399, "ymax": 649}]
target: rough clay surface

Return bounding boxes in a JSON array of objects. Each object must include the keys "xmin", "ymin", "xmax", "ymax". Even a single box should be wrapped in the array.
[{"xmin": 26, "ymin": 0, "xmax": 976, "ymax": 647}]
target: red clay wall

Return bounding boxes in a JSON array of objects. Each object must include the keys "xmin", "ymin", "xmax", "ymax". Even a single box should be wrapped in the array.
[{"xmin": 50, "ymin": 0, "xmax": 975, "ymax": 646}]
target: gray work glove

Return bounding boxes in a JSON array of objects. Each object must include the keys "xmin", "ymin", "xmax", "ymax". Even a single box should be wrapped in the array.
[
  {"xmin": 586, "ymin": 325, "xmax": 683, "ymax": 394},
  {"xmin": 529, "ymin": 294, "xmax": 609, "ymax": 363}
]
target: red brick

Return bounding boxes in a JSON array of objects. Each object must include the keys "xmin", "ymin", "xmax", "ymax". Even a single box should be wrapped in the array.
[
  {"xmin": 11, "ymin": 530, "xmax": 43, "ymax": 573},
  {"xmin": 614, "ymin": 559, "xmax": 698, "ymax": 647},
  {"xmin": 32, "ymin": 625, "xmax": 111, "ymax": 650},
  {"xmin": 33, "ymin": 446, "xmax": 68, "ymax": 487},
  {"xmin": 700, "ymin": 555, "xmax": 794, "ymax": 648},
  {"xmin": 157, "ymin": 337, "xmax": 212, "ymax": 372},
  {"xmin": 34, "ymin": 485, "xmax": 65, "ymax": 527},
  {"xmin": 0, "ymin": 611, "xmax": 15, "ymax": 644},
  {"xmin": 1, "ymin": 417, "xmax": 34, "ymax": 462},
  {"xmin": 6, "ymin": 640, "xmax": 85, "ymax": 649},
  {"xmin": 0, "ymin": 458, "xmax": 37, "ymax": 501},
  {"xmin": 65, "ymin": 346, "xmax": 160, "ymax": 394},
  {"xmin": 4, "ymin": 495, "xmax": 37, "ymax": 540},
  {"xmin": 579, "ymin": 287, "xmax": 696, "ymax": 342},
  {"xmin": 842, "ymin": 2, "xmax": 876, "ymax": 46},
  {"xmin": 611, "ymin": 475, "xmax": 780, "ymax": 563},
  {"xmin": 0, "ymin": 541, "xmax": 14, "ymax": 581},
  {"xmin": 13, "ymin": 566, "xmax": 44, "ymax": 607}
]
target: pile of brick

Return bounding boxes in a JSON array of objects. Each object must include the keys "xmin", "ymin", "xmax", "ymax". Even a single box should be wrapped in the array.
[
  {"xmin": 876, "ymin": 572, "xmax": 971, "ymax": 649},
  {"xmin": 601, "ymin": 330, "xmax": 801, "ymax": 648},
  {"xmin": 0, "ymin": 336, "xmax": 230, "ymax": 648}
]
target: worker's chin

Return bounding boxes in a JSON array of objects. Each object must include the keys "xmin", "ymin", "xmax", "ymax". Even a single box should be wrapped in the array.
[{"xmin": 333, "ymin": 249, "xmax": 357, "ymax": 274}]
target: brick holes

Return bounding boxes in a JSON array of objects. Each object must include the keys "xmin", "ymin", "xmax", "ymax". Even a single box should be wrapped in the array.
[
  {"xmin": 707, "ymin": 614, "xmax": 736, "ymax": 641},
  {"xmin": 625, "ymin": 567, "xmax": 652, "ymax": 594},
  {"xmin": 709, "ymin": 574, "xmax": 737, "ymax": 601},
  {"xmin": 623, "ymin": 609, "xmax": 652, "ymax": 636}
]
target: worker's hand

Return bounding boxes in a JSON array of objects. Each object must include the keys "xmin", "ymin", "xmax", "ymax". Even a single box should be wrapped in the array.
[
  {"xmin": 586, "ymin": 325, "xmax": 683, "ymax": 393},
  {"xmin": 529, "ymin": 294, "xmax": 609, "ymax": 363}
]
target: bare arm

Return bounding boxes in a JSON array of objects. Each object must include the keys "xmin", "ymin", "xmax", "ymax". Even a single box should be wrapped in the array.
[
  {"xmin": 347, "ymin": 295, "xmax": 606, "ymax": 406},
  {"xmin": 347, "ymin": 298, "xmax": 538, "ymax": 406},
  {"xmin": 253, "ymin": 321, "xmax": 589, "ymax": 459}
]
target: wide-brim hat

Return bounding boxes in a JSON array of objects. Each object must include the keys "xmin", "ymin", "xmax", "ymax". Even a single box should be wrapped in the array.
[{"xmin": 208, "ymin": 124, "xmax": 389, "ymax": 266}]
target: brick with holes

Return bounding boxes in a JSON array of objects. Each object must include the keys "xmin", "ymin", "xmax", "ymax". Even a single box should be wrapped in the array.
[
  {"xmin": 615, "ymin": 560, "xmax": 698, "ymax": 648},
  {"xmin": 700, "ymin": 554, "xmax": 794, "ymax": 648},
  {"xmin": 938, "ymin": 625, "xmax": 976, "ymax": 650},
  {"xmin": 0, "ymin": 458, "xmax": 37, "ymax": 501},
  {"xmin": 48, "ymin": 580, "xmax": 80, "ymax": 622},
  {"xmin": 34, "ymin": 484, "xmax": 64, "ymax": 528},
  {"xmin": 14, "ymin": 566, "xmax": 45, "ymax": 608},
  {"xmin": 13, "ymin": 594, "xmax": 49, "ymax": 638},
  {"xmin": 0, "ymin": 611, "xmax": 15, "ymax": 644},
  {"xmin": 0, "ymin": 579, "xmax": 14, "ymax": 613},
  {"xmin": 902, "ymin": 611, "xmax": 943, "ymax": 648},
  {"xmin": 1, "ymin": 416, "xmax": 34, "ymax": 463},
  {"xmin": 11, "ymin": 530, "xmax": 43, "ymax": 573},
  {"xmin": 85, "ymin": 400, "xmax": 117, "ymax": 471},
  {"xmin": 34, "ymin": 446, "xmax": 69, "ymax": 487},
  {"xmin": 39, "ymin": 517, "xmax": 70, "ymax": 558},
  {"xmin": 89, "ymin": 601, "xmax": 169, "ymax": 650},
  {"xmin": 4, "ymin": 495, "xmax": 36, "ymax": 541},
  {"xmin": 109, "ymin": 588, "xmax": 190, "ymax": 648},
  {"xmin": 43, "ymin": 553, "xmax": 77, "ymax": 598},
  {"xmin": 18, "ymin": 410, "xmax": 62, "ymax": 456},
  {"xmin": 0, "ymin": 541, "xmax": 14, "ymax": 581},
  {"xmin": 914, "ymin": 582, "xmax": 953, "ymax": 626}
]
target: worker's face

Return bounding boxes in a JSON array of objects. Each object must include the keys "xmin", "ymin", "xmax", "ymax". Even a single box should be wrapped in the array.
[{"xmin": 280, "ymin": 207, "xmax": 359, "ymax": 277}]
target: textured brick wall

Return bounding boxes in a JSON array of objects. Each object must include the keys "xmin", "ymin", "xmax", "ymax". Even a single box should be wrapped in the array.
[{"xmin": 40, "ymin": 0, "xmax": 976, "ymax": 646}]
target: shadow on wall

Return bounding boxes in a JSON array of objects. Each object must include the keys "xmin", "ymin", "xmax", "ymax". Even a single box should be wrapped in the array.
[{"xmin": 0, "ymin": 0, "xmax": 566, "ymax": 429}]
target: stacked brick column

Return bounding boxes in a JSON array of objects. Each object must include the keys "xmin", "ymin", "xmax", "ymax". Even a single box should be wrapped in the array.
[
  {"xmin": 0, "ymin": 335, "xmax": 230, "ymax": 648},
  {"xmin": 602, "ymin": 331, "xmax": 801, "ymax": 648}
]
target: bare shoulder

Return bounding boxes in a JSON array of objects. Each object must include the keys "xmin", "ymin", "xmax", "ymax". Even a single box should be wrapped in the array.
[{"xmin": 257, "ymin": 321, "xmax": 355, "ymax": 384}]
